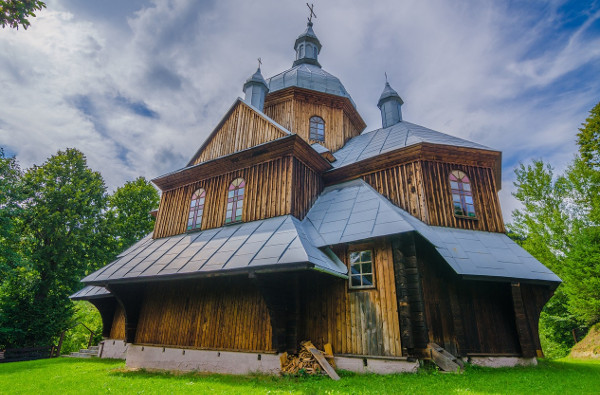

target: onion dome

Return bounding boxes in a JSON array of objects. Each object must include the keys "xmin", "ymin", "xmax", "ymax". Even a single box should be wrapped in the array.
[{"xmin": 377, "ymin": 82, "xmax": 404, "ymax": 128}]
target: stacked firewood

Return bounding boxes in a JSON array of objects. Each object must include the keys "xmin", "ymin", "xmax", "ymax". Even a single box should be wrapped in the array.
[{"xmin": 280, "ymin": 341, "xmax": 334, "ymax": 375}]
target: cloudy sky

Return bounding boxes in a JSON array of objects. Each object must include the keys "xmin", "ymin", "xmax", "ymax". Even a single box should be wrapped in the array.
[{"xmin": 1, "ymin": 0, "xmax": 599, "ymax": 222}]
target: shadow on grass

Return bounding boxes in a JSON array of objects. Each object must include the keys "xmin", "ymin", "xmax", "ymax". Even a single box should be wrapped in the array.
[{"xmin": 0, "ymin": 357, "xmax": 123, "ymax": 374}]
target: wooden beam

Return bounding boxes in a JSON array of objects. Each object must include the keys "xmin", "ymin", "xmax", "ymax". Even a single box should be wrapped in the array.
[
  {"xmin": 303, "ymin": 341, "xmax": 340, "ymax": 380},
  {"xmin": 105, "ymin": 283, "xmax": 145, "ymax": 344},
  {"xmin": 511, "ymin": 282, "xmax": 536, "ymax": 358},
  {"xmin": 88, "ymin": 298, "xmax": 117, "ymax": 338},
  {"xmin": 427, "ymin": 342, "xmax": 463, "ymax": 373}
]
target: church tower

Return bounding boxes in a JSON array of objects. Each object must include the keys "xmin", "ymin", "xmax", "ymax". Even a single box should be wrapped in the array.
[{"xmin": 263, "ymin": 20, "xmax": 366, "ymax": 152}]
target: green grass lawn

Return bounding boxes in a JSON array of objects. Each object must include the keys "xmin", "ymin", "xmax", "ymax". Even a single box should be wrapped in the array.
[{"xmin": 1, "ymin": 357, "xmax": 599, "ymax": 394}]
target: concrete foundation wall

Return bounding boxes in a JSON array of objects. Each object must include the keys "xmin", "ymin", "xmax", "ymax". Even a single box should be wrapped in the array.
[
  {"xmin": 334, "ymin": 356, "xmax": 418, "ymax": 374},
  {"xmin": 124, "ymin": 344, "xmax": 419, "ymax": 375},
  {"xmin": 99, "ymin": 339, "xmax": 128, "ymax": 360},
  {"xmin": 126, "ymin": 345, "xmax": 281, "ymax": 374},
  {"xmin": 469, "ymin": 356, "xmax": 537, "ymax": 368}
]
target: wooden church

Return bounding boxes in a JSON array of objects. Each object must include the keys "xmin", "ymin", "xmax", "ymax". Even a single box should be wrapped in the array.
[{"xmin": 72, "ymin": 18, "xmax": 560, "ymax": 374}]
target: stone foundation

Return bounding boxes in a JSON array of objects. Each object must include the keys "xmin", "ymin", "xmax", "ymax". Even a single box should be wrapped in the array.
[
  {"xmin": 126, "ymin": 345, "xmax": 280, "ymax": 374},
  {"xmin": 99, "ymin": 339, "xmax": 128, "ymax": 359},
  {"xmin": 334, "ymin": 355, "xmax": 418, "ymax": 374},
  {"xmin": 468, "ymin": 356, "xmax": 537, "ymax": 368}
]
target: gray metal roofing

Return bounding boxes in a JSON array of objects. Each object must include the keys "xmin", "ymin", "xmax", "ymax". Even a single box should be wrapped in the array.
[
  {"xmin": 310, "ymin": 142, "xmax": 330, "ymax": 154},
  {"xmin": 331, "ymin": 121, "xmax": 492, "ymax": 169},
  {"xmin": 70, "ymin": 285, "xmax": 111, "ymax": 300},
  {"xmin": 82, "ymin": 215, "xmax": 347, "ymax": 285},
  {"xmin": 267, "ymin": 63, "xmax": 356, "ymax": 108},
  {"xmin": 303, "ymin": 179, "xmax": 413, "ymax": 246},
  {"xmin": 302, "ymin": 179, "xmax": 561, "ymax": 284}
]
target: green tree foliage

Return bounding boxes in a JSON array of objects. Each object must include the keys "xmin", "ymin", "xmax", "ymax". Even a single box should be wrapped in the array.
[
  {"xmin": 106, "ymin": 177, "xmax": 159, "ymax": 253},
  {"xmin": 0, "ymin": 148, "xmax": 23, "ymax": 278},
  {"xmin": 510, "ymin": 101, "xmax": 600, "ymax": 356},
  {"xmin": 0, "ymin": 149, "xmax": 107, "ymax": 348},
  {"xmin": 0, "ymin": 0, "xmax": 45, "ymax": 29},
  {"xmin": 59, "ymin": 301, "xmax": 103, "ymax": 355},
  {"xmin": 578, "ymin": 102, "xmax": 600, "ymax": 171},
  {"xmin": 0, "ymin": 148, "xmax": 158, "ymax": 349}
]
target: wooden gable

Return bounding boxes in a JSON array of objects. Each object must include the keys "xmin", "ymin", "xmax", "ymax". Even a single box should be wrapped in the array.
[{"xmin": 188, "ymin": 99, "xmax": 291, "ymax": 166}]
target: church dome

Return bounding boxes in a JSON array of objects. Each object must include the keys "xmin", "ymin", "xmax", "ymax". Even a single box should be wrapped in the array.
[
  {"xmin": 266, "ymin": 21, "xmax": 356, "ymax": 108},
  {"xmin": 267, "ymin": 63, "xmax": 356, "ymax": 107}
]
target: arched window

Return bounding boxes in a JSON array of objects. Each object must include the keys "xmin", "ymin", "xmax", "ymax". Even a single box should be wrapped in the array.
[
  {"xmin": 306, "ymin": 44, "xmax": 312, "ymax": 58},
  {"xmin": 449, "ymin": 170, "xmax": 475, "ymax": 217},
  {"xmin": 187, "ymin": 188, "xmax": 206, "ymax": 231},
  {"xmin": 299, "ymin": 44, "xmax": 304, "ymax": 58},
  {"xmin": 225, "ymin": 178, "xmax": 245, "ymax": 224},
  {"xmin": 313, "ymin": 46, "xmax": 318, "ymax": 58},
  {"xmin": 309, "ymin": 116, "xmax": 325, "ymax": 141}
]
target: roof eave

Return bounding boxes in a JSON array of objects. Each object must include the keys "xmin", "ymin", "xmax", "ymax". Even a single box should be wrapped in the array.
[{"xmin": 85, "ymin": 262, "xmax": 347, "ymax": 286}]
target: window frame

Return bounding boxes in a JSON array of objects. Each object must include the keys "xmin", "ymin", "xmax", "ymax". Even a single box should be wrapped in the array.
[
  {"xmin": 225, "ymin": 177, "xmax": 245, "ymax": 224},
  {"xmin": 309, "ymin": 115, "xmax": 325, "ymax": 142},
  {"xmin": 187, "ymin": 188, "xmax": 206, "ymax": 232},
  {"xmin": 348, "ymin": 248, "xmax": 376, "ymax": 290},
  {"xmin": 449, "ymin": 169, "xmax": 477, "ymax": 219}
]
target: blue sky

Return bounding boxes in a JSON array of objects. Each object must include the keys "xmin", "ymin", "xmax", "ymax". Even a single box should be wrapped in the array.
[{"xmin": 0, "ymin": 0, "xmax": 599, "ymax": 221}]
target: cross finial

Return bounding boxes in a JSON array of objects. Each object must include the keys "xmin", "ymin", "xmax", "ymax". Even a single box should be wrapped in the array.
[
  {"xmin": 306, "ymin": 3, "xmax": 317, "ymax": 23},
  {"xmin": 257, "ymin": 57, "xmax": 262, "ymax": 70},
  {"xmin": 385, "ymin": 72, "xmax": 388, "ymax": 83}
]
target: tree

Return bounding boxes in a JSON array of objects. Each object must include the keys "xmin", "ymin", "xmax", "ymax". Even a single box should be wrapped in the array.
[
  {"xmin": 0, "ymin": 0, "xmax": 46, "ymax": 30},
  {"xmin": 106, "ymin": 177, "xmax": 159, "ymax": 254},
  {"xmin": 0, "ymin": 148, "xmax": 107, "ymax": 348},
  {"xmin": 0, "ymin": 148, "xmax": 23, "ymax": 278},
  {"xmin": 509, "ymin": 101, "xmax": 600, "ymax": 356},
  {"xmin": 578, "ymin": 101, "xmax": 600, "ymax": 171}
]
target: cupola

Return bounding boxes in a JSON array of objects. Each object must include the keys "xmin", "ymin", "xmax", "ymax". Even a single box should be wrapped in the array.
[
  {"xmin": 243, "ymin": 66, "xmax": 269, "ymax": 111},
  {"xmin": 293, "ymin": 21, "xmax": 322, "ymax": 67},
  {"xmin": 377, "ymin": 81, "xmax": 404, "ymax": 128}
]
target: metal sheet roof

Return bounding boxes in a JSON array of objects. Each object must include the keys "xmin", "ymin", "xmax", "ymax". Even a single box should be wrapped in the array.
[
  {"xmin": 70, "ymin": 285, "xmax": 111, "ymax": 300},
  {"xmin": 302, "ymin": 179, "xmax": 413, "ymax": 247},
  {"xmin": 267, "ymin": 63, "xmax": 356, "ymax": 108},
  {"xmin": 82, "ymin": 215, "xmax": 347, "ymax": 285},
  {"xmin": 303, "ymin": 179, "xmax": 561, "ymax": 284},
  {"xmin": 331, "ymin": 121, "xmax": 492, "ymax": 169}
]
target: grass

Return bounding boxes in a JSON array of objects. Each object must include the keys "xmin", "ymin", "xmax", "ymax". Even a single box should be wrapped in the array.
[{"xmin": 1, "ymin": 357, "xmax": 599, "ymax": 394}]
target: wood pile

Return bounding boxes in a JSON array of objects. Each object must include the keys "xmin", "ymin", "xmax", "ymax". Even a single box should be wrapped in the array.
[{"xmin": 280, "ymin": 341, "xmax": 338, "ymax": 379}]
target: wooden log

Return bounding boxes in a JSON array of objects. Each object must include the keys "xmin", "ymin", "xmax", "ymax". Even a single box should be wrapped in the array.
[
  {"xmin": 428, "ymin": 343, "xmax": 463, "ymax": 373},
  {"xmin": 303, "ymin": 341, "xmax": 340, "ymax": 381}
]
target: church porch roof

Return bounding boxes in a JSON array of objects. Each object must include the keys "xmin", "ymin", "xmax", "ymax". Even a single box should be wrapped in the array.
[{"xmin": 81, "ymin": 215, "xmax": 347, "ymax": 286}]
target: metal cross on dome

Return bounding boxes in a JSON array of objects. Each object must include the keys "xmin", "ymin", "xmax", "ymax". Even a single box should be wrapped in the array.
[
  {"xmin": 257, "ymin": 57, "xmax": 262, "ymax": 69},
  {"xmin": 307, "ymin": 3, "xmax": 317, "ymax": 23}
]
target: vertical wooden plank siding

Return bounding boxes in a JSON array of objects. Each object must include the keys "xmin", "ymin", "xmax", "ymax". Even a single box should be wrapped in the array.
[
  {"xmin": 420, "ymin": 161, "xmax": 505, "ymax": 232},
  {"xmin": 109, "ymin": 304, "xmax": 126, "ymax": 340},
  {"xmin": 362, "ymin": 161, "xmax": 428, "ymax": 220},
  {"xmin": 264, "ymin": 96, "xmax": 361, "ymax": 153},
  {"xmin": 192, "ymin": 103, "xmax": 288, "ymax": 165},
  {"xmin": 362, "ymin": 161, "xmax": 505, "ymax": 233},
  {"xmin": 297, "ymin": 240, "xmax": 402, "ymax": 356},
  {"xmin": 291, "ymin": 158, "xmax": 324, "ymax": 220},
  {"xmin": 416, "ymin": 239, "xmax": 521, "ymax": 356},
  {"xmin": 135, "ymin": 278, "xmax": 273, "ymax": 351},
  {"xmin": 153, "ymin": 157, "xmax": 293, "ymax": 238}
]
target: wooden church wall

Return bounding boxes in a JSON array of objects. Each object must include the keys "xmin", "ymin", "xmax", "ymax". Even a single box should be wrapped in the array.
[
  {"xmin": 290, "ymin": 157, "xmax": 324, "ymax": 220},
  {"xmin": 264, "ymin": 93, "xmax": 362, "ymax": 153},
  {"xmin": 362, "ymin": 161, "xmax": 429, "ymax": 221},
  {"xmin": 109, "ymin": 303, "xmax": 126, "ymax": 340},
  {"xmin": 415, "ymin": 237, "xmax": 521, "ymax": 356},
  {"xmin": 362, "ymin": 161, "xmax": 505, "ymax": 233},
  {"xmin": 420, "ymin": 161, "xmax": 505, "ymax": 233},
  {"xmin": 153, "ymin": 157, "xmax": 293, "ymax": 238},
  {"xmin": 297, "ymin": 240, "xmax": 403, "ymax": 357},
  {"xmin": 135, "ymin": 278, "xmax": 273, "ymax": 352},
  {"xmin": 191, "ymin": 102, "xmax": 288, "ymax": 165}
]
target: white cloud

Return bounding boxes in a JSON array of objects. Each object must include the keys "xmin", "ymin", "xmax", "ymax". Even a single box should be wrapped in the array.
[{"xmin": 0, "ymin": 0, "xmax": 598, "ymax": 225}]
